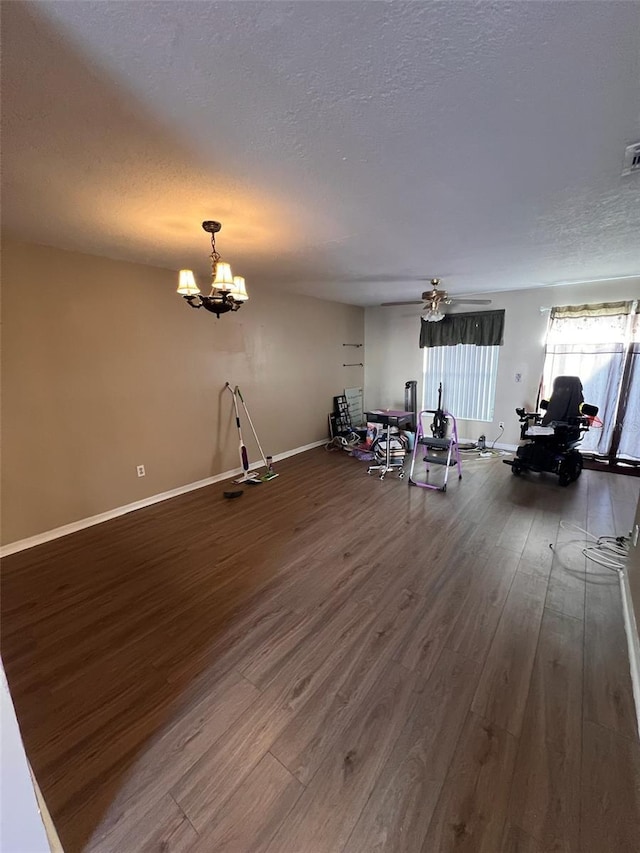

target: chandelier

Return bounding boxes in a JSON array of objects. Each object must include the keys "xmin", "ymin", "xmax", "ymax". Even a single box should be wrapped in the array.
[{"xmin": 177, "ymin": 221, "xmax": 248, "ymax": 318}]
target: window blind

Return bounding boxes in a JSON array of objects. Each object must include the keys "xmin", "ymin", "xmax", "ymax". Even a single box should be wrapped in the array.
[{"xmin": 422, "ymin": 344, "xmax": 500, "ymax": 422}]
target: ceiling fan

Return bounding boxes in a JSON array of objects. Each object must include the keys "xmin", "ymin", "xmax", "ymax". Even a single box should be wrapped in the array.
[{"xmin": 381, "ymin": 278, "xmax": 491, "ymax": 322}]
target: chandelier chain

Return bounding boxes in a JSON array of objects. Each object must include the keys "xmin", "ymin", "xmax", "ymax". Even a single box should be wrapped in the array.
[{"xmin": 210, "ymin": 232, "xmax": 221, "ymax": 274}]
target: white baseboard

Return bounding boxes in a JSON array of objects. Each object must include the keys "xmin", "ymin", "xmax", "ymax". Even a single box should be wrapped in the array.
[
  {"xmin": 0, "ymin": 439, "xmax": 327, "ymax": 558},
  {"xmin": 620, "ymin": 570, "xmax": 640, "ymax": 740},
  {"xmin": 269, "ymin": 439, "xmax": 327, "ymax": 464}
]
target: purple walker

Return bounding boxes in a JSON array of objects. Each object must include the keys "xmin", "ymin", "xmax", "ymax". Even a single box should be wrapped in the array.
[{"xmin": 408, "ymin": 409, "xmax": 462, "ymax": 492}]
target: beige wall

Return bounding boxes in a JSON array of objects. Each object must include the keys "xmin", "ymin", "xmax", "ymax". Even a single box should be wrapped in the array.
[
  {"xmin": 1, "ymin": 240, "xmax": 364, "ymax": 544},
  {"xmin": 365, "ymin": 277, "xmax": 640, "ymax": 444}
]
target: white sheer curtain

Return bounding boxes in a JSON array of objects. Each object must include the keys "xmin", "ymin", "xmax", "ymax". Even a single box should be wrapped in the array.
[
  {"xmin": 542, "ymin": 304, "xmax": 638, "ymax": 458},
  {"xmin": 618, "ymin": 314, "xmax": 640, "ymax": 460}
]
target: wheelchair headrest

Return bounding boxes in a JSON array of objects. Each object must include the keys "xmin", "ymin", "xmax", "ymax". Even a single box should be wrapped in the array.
[{"xmin": 541, "ymin": 376, "xmax": 584, "ymax": 425}]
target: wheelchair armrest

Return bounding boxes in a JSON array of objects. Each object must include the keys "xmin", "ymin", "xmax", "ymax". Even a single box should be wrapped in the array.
[{"xmin": 515, "ymin": 407, "xmax": 541, "ymax": 423}]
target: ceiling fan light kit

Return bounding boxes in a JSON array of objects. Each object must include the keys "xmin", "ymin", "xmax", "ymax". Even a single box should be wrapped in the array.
[{"xmin": 177, "ymin": 221, "xmax": 248, "ymax": 318}]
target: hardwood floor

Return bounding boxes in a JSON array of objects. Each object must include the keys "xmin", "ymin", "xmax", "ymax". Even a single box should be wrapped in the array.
[{"xmin": 2, "ymin": 448, "xmax": 639, "ymax": 852}]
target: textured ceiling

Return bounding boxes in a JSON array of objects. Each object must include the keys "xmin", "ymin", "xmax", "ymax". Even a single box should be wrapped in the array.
[{"xmin": 2, "ymin": 1, "xmax": 639, "ymax": 305}]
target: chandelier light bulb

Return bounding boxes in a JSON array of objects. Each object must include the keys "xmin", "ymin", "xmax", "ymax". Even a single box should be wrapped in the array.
[
  {"xmin": 177, "ymin": 269, "xmax": 200, "ymax": 296},
  {"xmin": 212, "ymin": 261, "xmax": 235, "ymax": 291},
  {"xmin": 231, "ymin": 276, "xmax": 249, "ymax": 301}
]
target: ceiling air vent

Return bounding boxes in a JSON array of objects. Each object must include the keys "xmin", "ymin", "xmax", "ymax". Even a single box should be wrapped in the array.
[{"xmin": 622, "ymin": 142, "xmax": 640, "ymax": 176}]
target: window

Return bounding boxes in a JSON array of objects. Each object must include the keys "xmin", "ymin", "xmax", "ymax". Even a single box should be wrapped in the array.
[
  {"xmin": 422, "ymin": 344, "xmax": 500, "ymax": 421},
  {"xmin": 543, "ymin": 302, "xmax": 639, "ymax": 460}
]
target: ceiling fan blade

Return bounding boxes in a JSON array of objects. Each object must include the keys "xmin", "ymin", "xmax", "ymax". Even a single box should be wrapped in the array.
[
  {"xmin": 448, "ymin": 298, "xmax": 492, "ymax": 305},
  {"xmin": 380, "ymin": 300, "xmax": 424, "ymax": 307}
]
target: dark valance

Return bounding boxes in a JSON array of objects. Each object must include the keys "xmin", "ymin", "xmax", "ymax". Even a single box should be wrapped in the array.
[{"xmin": 420, "ymin": 309, "xmax": 505, "ymax": 348}]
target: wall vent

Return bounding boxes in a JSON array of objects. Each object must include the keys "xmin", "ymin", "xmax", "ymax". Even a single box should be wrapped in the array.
[{"xmin": 622, "ymin": 142, "xmax": 640, "ymax": 176}]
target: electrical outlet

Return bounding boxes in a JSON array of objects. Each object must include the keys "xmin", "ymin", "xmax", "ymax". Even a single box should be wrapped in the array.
[
  {"xmin": 499, "ymin": 421, "xmax": 505, "ymax": 430},
  {"xmin": 136, "ymin": 465, "xmax": 145, "ymax": 478}
]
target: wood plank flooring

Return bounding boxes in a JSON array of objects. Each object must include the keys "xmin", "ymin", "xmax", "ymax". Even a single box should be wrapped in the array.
[{"xmin": 2, "ymin": 448, "xmax": 639, "ymax": 852}]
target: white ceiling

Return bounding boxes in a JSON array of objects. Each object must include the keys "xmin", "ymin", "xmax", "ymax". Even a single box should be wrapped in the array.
[{"xmin": 2, "ymin": 1, "xmax": 640, "ymax": 305}]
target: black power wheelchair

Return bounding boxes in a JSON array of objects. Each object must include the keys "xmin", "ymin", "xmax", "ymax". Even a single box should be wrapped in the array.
[{"xmin": 503, "ymin": 376, "xmax": 599, "ymax": 487}]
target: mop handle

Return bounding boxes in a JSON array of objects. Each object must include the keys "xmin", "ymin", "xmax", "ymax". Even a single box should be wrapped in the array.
[
  {"xmin": 235, "ymin": 386, "xmax": 269, "ymax": 467},
  {"xmin": 225, "ymin": 382, "xmax": 249, "ymax": 470},
  {"xmin": 225, "ymin": 382, "xmax": 241, "ymax": 428}
]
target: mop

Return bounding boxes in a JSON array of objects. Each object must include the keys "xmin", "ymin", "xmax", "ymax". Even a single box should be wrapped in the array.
[
  {"xmin": 225, "ymin": 383, "xmax": 279, "ymax": 483},
  {"xmin": 225, "ymin": 382, "xmax": 261, "ymax": 485},
  {"xmin": 235, "ymin": 386, "xmax": 279, "ymax": 481}
]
